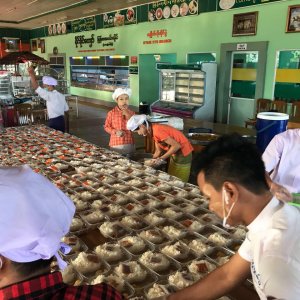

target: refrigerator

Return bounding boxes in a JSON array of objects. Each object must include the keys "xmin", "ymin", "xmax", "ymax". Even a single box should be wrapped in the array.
[{"xmin": 151, "ymin": 62, "xmax": 217, "ymax": 121}]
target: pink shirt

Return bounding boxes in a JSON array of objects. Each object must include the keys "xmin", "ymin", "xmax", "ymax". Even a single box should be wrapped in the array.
[{"xmin": 262, "ymin": 129, "xmax": 300, "ymax": 193}]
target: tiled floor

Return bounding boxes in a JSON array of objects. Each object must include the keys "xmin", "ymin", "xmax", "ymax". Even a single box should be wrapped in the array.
[{"xmin": 68, "ymin": 100, "xmax": 145, "ymax": 150}]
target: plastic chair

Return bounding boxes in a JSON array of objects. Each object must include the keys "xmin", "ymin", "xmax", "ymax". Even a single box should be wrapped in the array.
[
  {"xmin": 245, "ymin": 98, "xmax": 272, "ymax": 128},
  {"xmin": 14, "ymin": 104, "xmax": 32, "ymax": 126},
  {"xmin": 271, "ymin": 100, "xmax": 287, "ymax": 113},
  {"xmin": 188, "ymin": 127, "xmax": 212, "ymax": 133}
]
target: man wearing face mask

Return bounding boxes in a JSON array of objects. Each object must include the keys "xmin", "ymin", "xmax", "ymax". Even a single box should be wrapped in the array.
[
  {"xmin": 28, "ymin": 66, "xmax": 69, "ymax": 132},
  {"xmin": 164, "ymin": 134, "xmax": 300, "ymax": 300}
]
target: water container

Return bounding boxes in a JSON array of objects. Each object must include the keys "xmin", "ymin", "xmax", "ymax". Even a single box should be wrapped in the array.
[{"xmin": 256, "ymin": 112, "xmax": 289, "ymax": 152}]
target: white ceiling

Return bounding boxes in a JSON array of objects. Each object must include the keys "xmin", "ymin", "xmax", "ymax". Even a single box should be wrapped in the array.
[{"xmin": 0, "ymin": 0, "xmax": 154, "ymax": 29}]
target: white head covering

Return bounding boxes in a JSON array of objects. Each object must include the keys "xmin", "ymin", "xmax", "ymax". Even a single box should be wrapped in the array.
[
  {"xmin": 127, "ymin": 114, "xmax": 149, "ymax": 131},
  {"xmin": 0, "ymin": 165, "xmax": 75, "ymax": 269},
  {"xmin": 42, "ymin": 76, "xmax": 57, "ymax": 86},
  {"xmin": 112, "ymin": 88, "xmax": 132, "ymax": 101}
]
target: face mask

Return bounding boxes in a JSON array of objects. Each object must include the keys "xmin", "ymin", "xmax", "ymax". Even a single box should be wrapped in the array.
[{"xmin": 222, "ymin": 188, "xmax": 236, "ymax": 229}]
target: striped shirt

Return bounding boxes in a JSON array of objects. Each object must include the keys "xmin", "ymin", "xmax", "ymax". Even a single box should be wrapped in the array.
[
  {"xmin": 0, "ymin": 271, "xmax": 125, "ymax": 300},
  {"xmin": 104, "ymin": 106, "xmax": 135, "ymax": 147}
]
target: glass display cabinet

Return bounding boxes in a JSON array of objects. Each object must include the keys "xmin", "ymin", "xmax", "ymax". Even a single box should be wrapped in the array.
[
  {"xmin": 70, "ymin": 55, "xmax": 129, "ymax": 91},
  {"xmin": 151, "ymin": 63, "xmax": 217, "ymax": 120}
]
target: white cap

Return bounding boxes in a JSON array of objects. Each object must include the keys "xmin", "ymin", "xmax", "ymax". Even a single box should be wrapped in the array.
[
  {"xmin": 0, "ymin": 165, "xmax": 75, "ymax": 268},
  {"xmin": 42, "ymin": 76, "xmax": 57, "ymax": 86},
  {"xmin": 127, "ymin": 114, "xmax": 148, "ymax": 131},
  {"xmin": 112, "ymin": 88, "xmax": 132, "ymax": 101}
]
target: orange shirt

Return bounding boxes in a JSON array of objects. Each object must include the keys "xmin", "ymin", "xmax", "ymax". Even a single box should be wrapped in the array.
[{"xmin": 152, "ymin": 124, "xmax": 193, "ymax": 156}]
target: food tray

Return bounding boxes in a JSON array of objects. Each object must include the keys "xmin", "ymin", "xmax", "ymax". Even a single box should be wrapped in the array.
[
  {"xmin": 118, "ymin": 235, "xmax": 154, "ymax": 256},
  {"xmin": 71, "ymin": 251, "xmax": 110, "ymax": 277},
  {"xmin": 198, "ymin": 225, "xmax": 232, "ymax": 247},
  {"xmin": 205, "ymin": 246, "xmax": 234, "ymax": 266},
  {"xmin": 160, "ymin": 241, "xmax": 197, "ymax": 264},
  {"xmin": 145, "ymin": 280, "xmax": 178, "ymax": 299},
  {"xmin": 119, "ymin": 214, "xmax": 151, "ymax": 231},
  {"xmin": 94, "ymin": 242, "xmax": 132, "ymax": 265},
  {"xmin": 79, "ymin": 210, "xmax": 109, "ymax": 227},
  {"xmin": 138, "ymin": 228, "xmax": 170, "ymax": 246},
  {"xmin": 114, "ymin": 261, "xmax": 158, "ymax": 290},
  {"xmin": 139, "ymin": 251, "xmax": 181, "ymax": 277},
  {"xmin": 98, "ymin": 221, "xmax": 131, "ymax": 239},
  {"xmin": 187, "ymin": 133, "xmax": 219, "ymax": 145},
  {"xmin": 180, "ymin": 231, "xmax": 211, "ymax": 256}
]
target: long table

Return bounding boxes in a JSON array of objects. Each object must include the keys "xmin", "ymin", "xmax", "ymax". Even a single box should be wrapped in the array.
[
  {"xmin": 145, "ymin": 118, "xmax": 256, "ymax": 153},
  {"xmin": 1, "ymin": 125, "xmax": 259, "ymax": 300}
]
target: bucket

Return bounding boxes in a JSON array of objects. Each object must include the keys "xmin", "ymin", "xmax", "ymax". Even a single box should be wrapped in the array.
[{"xmin": 256, "ymin": 112, "xmax": 289, "ymax": 152}]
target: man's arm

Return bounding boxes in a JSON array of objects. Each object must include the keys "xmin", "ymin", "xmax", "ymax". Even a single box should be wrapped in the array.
[
  {"xmin": 27, "ymin": 66, "xmax": 39, "ymax": 90},
  {"xmin": 168, "ymin": 253, "xmax": 251, "ymax": 300},
  {"xmin": 265, "ymin": 172, "xmax": 292, "ymax": 202}
]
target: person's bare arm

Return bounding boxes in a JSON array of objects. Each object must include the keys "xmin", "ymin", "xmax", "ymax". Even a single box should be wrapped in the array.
[
  {"xmin": 265, "ymin": 172, "xmax": 292, "ymax": 202},
  {"xmin": 27, "ymin": 66, "xmax": 39, "ymax": 90},
  {"xmin": 168, "ymin": 253, "xmax": 250, "ymax": 300},
  {"xmin": 153, "ymin": 142, "xmax": 162, "ymax": 159},
  {"xmin": 159, "ymin": 137, "xmax": 181, "ymax": 160}
]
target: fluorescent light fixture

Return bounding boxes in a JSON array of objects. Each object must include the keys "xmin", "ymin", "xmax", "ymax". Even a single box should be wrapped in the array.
[
  {"xmin": 27, "ymin": 0, "xmax": 38, "ymax": 5},
  {"xmin": 72, "ymin": 56, "xmax": 84, "ymax": 59},
  {"xmin": 109, "ymin": 55, "xmax": 126, "ymax": 59},
  {"xmin": 87, "ymin": 56, "xmax": 99, "ymax": 59}
]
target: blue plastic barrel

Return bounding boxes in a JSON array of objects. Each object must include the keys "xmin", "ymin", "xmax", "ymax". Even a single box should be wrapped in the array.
[{"xmin": 256, "ymin": 112, "xmax": 289, "ymax": 152}]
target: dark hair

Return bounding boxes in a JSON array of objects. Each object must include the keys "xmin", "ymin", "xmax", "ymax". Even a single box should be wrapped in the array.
[
  {"xmin": 11, "ymin": 257, "xmax": 54, "ymax": 277},
  {"xmin": 192, "ymin": 133, "xmax": 269, "ymax": 194}
]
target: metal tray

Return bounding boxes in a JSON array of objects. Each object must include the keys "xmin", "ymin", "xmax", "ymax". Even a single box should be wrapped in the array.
[{"xmin": 187, "ymin": 133, "xmax": 219, "ymax": 145}]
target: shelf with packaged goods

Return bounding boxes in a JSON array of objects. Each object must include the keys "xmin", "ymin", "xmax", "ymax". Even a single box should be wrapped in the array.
[{"xmin": 70, "ymin": 55, "xmax": 130, "ymax": 91}]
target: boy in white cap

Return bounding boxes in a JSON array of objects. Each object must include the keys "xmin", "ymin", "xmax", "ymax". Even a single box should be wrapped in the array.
[
  {"xmin": 0, "ymin": 165, "xmax": 124, "ymax": 300},
  {"xmin": 104, "ymin": 87, "xmax": 135, "ymax": 157},
  {"xmin": 28, "ymin": 66, "xmax": 69, "ymax": 132}
]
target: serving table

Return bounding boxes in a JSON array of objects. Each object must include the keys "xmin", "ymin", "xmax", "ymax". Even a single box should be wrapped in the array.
[
  {"xmin": 0, "ymin": 125, "xmax": 258, "ymax": 300},
  {"xmin": 145, "ymin": 118, "xmax": 256, "ymax": 153}
]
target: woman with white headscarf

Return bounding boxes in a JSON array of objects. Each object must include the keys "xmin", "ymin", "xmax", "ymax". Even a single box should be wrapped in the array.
[
  {"xmin": 127, "ymin": 115, "xmax": 194, "ymax": 182},
  {"xmin": 104, "ymin": 87, "xmax": 135, "ymax": 157}
]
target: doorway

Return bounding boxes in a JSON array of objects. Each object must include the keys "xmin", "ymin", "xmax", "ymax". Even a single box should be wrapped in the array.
[{"xmin": 217, "ymin": 42, "xmax": 268, "ymax": 126}]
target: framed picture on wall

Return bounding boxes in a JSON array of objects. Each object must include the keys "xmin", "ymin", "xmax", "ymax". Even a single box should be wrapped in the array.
[
  {"xmin": 3, "ymin": 38, "xmax": 20, "ymax": 52},
  {"xmin": 232, "ymin": 11, "xmax": 258, "ymax": 36},
  {"xmin": 286, "ymin": 5, "xmax": 300, "ymax": 33},
  {"xmin": 31, "ymin": 40, "xmax": 38, "ymax": 51},
  {"xmin": 40, "ymin": 39, "xmax": 45, "ymax": 53}
]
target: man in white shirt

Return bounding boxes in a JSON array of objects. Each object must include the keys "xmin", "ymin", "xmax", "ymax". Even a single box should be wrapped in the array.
[
  {"xmin": 28, "ymin": 66, "xmax": 69, "ymax": 132},
  {"xmin": 166, "ymin": 134, "xmax": 300, "ymax": 300},
  {"xmin": 263, "ymin": 129, "xmax": 300, "ymax": 195}
]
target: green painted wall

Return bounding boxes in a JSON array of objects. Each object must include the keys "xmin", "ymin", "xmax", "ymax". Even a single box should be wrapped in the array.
[{"xmin": 31, "ymin": 0, "xmax": 300, "ymax": 113}]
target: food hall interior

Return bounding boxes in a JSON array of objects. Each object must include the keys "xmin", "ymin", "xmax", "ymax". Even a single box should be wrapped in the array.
[{"xmin": 0, "ymin": 0, "xmax": 300, "ymax": 299}]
